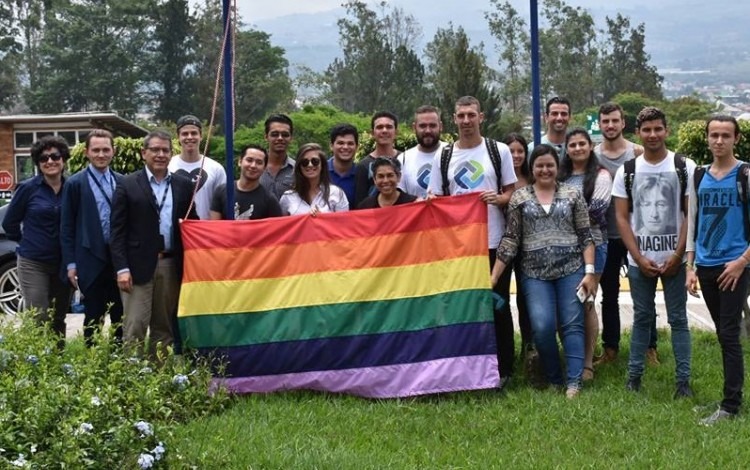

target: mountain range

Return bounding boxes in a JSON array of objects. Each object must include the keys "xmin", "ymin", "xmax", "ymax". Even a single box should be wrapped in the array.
[{"xmin": 244, "ymin": 0, "xmax": 749, "ymax": 82}]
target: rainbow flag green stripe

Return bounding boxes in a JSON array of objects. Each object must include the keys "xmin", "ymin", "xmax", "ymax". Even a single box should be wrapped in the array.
[{"xmin": 179, "ymin": 289, "xmax": 492, "ymax": 349}]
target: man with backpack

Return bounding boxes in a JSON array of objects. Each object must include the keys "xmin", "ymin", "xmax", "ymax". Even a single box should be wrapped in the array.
[
  {"xmin": 612, "ymin": 106, "xmax": 695, "ymax": 398},
  {"xmin": 686, "ymin": 115, "xmax": 750, "ymax": 425},
  {"xmin": 428, "ymin": 95, "xmax": 517, "ymax": 389}
]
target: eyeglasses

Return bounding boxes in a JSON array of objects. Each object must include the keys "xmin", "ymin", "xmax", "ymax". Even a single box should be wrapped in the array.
[
  {"xmin": 145, "ymin": 147, "xmax": 172, "ymax": 155},
  {"xmin": 269, "ymin": 131, "xmax": 291, "ymax": 139},
  {"xmin": 300, "ymin": 158, "xmax": 321, "ymax": 168},
  {"xmin": 39, "ymin": 153, "xmax": 63, "ymax": 163}
]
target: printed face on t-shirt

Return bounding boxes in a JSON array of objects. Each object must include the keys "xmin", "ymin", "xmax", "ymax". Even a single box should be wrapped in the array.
[{"xmin": 634, "ymin": 175, "xmax": 677, "ymax": 236}]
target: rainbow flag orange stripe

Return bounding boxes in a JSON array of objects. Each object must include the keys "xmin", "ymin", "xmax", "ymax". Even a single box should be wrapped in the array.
[{"xmin": 178, "ymin": 193, "xmax": 499, "ymax": 398}]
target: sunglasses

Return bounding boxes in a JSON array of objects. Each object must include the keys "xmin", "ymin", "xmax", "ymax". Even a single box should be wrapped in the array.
[
  {"xmin": 301, "ymin": 158, "xmax": 321, "ymax": 168},
  {"xmin": 39, "ymin": 153, "xmax": 63, "ymax": 163}
]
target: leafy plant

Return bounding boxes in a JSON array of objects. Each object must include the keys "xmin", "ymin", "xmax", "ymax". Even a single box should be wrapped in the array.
[{"xmin": 0, "ymin": 312, "xmax": 229, "ymax": 468}]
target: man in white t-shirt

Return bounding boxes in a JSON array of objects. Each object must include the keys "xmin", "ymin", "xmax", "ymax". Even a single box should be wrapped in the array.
[
  {"xmin": 428, "ymin": 95, "xmax": 517, "ymax": 388},
  {"xmin": 398, "ymin": 105, "xmax": 446, "ymax": 198},
  {"xmin": 611, "ymin": 106, "xmax": 694, "ymax": 398},
  {"xmin": 168, "ymin": 115, "xmax": 227, "ymax": 220}
]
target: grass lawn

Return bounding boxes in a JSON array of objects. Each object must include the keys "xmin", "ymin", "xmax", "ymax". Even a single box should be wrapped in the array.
[{"xmin": 168, "ymin": 330, "xmax": 750, "ymax": 468}]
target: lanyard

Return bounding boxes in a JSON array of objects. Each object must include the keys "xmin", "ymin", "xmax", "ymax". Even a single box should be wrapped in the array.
[
  {"xmin": 153, "ymin": 176, "xmax": 171, "ymax": 222},
  {"xmin": 87, "ymin": 167, "xmax": 115, "ymax": 206}
]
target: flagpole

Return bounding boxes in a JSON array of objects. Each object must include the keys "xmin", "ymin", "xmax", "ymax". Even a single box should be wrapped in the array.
[{"xmin": 222, "ymin": 0, "xmax": 235, "ymax": 219}]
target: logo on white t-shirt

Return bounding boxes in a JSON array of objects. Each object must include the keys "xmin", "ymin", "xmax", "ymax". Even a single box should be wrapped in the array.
[{"xmin": 454, "ymin": 160, "xmax": 486, "ymax": 190}]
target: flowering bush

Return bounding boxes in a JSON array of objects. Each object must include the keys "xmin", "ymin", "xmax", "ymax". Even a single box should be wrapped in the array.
[{"xmin": 0, "ymin": 312, "xmax": 229, "ymax": 468}]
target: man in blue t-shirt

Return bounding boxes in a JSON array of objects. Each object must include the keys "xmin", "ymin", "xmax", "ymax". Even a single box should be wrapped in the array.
[
  {"xmin": 686, "ymin": 115, "xmax": 750, "ymax": 426},
  {"xmin": 328, "ymin": 123, "xmax": 358, "ymax": 206}
]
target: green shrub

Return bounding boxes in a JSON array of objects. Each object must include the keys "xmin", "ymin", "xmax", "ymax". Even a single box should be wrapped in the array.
[
  {"xmin": 0, "ymin": 312, "xmax": 229, "ymax": 468},
  {"xmin": 676, "ymin": 119, "xmax": 750, "ymax": 165}
]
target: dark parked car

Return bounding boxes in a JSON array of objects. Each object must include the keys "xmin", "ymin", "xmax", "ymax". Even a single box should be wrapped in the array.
[{"xmin": 0, "ymin": 204, "xmax": 23, "ymax": 315}]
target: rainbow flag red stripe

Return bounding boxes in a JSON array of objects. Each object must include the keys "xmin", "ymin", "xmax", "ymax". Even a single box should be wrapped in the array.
[{"xmin": 178, "ymin": 193, "xmax": 499, "ymax": 398}]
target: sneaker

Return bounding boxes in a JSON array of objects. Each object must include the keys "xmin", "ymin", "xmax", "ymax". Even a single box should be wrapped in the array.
[
  {"xmin": 565, "ymin": 386, "xmax": 580, "ymax": 399},
  {"xmin": 626, "ymin": 377, "xmax": 641, "ymax": 392},
  {"xmin": 674, "ymin": 381, "xmax": 694, "ymax": 399},
  {"xmin": 593, "ymin": 347, "xmax": 617, "ymax": 366},
  {"xmin": 646, "ymin": 347, "xmax": 660, "ymax": 366},
  {"xmin": 699, "ymin": 408, "xmax": 736, "ymax": 426}
]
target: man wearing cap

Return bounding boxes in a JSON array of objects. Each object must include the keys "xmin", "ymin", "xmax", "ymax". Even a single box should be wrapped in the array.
[{"xmin": 168, "ymin": 114, "xmax": 227, "ymax": 219}]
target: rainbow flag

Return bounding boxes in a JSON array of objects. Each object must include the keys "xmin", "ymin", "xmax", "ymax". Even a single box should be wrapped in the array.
[{"xmin": 177, "ymin": 193, "xmax": 499, "ymax": 398}]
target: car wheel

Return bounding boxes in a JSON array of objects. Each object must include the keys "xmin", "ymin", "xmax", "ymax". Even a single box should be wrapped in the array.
[{"xmin": 0, "ymin": 259, "xmax": 23, "ymax": 315}]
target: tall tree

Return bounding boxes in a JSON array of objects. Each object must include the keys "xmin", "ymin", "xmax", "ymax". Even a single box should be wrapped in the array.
[
  {"xmin": 424, "ymin": 23, "xmax": 501, "ymax": 135},
  {"xmin": 0, "ymin": 1, "xmax": 21, "ymax": 109},
  {"xmin": 600, "ymin": 14, "xmax": 663, "ymax": 102},
  {"xmin": 324, "ymin": 1, "xmax": 426, "ymax": 121},
  {"xmin": 188, "ymin": 0, "xmax": 293, "ymax": 129},
  {"xmin": 485, "ymin": 0, "xmax": 531, "ymax": 116},
  {"xmin": 25, "ymin": 0, "xmax": 153, "ymax": 116},
  {"xmin": 539, "ymin": 0, "xmax": 599, "ymax": 109},
  {"xmin": 149, "ymin": 0, "xmax": 193, "ymax": 122}
]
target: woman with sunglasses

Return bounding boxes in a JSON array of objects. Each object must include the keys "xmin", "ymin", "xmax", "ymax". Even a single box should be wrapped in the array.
[
  {"xmin": 357, "ymin": 157, "xmax": 417, "ymax": 209},
  {"xmin": 3, "ymin": 135, "xmax": 72, "ymax": 341},
  {"xmin": 280, "ymin": 143, "xmax": 349, "ymax": 216}
]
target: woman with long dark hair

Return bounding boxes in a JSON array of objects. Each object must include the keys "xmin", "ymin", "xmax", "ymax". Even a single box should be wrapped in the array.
[
  {"xmin": 558, "ymin": 128, "xmax": 613, "ymax": 381},
  {"xmin": 280, "ymin": 143, "xmax": 349, "ymax": 216}
]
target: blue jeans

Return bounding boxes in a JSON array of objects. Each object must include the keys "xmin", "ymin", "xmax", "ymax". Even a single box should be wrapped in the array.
[
  {"xmin": 521, "ymin": 268, "xmax": 585, "ymax": 388},
  {"xmin": 627, "ymin": 265, "xmax": 691, "ymax": 382}
]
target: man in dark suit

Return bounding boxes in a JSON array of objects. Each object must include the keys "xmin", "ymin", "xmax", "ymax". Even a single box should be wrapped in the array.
[
  {"xmin": 61, "ymin": 129, "xmax": 124, "ymax": 346},
  {"xmin": 110, "ymin": 130, "xmax": 198, "ymax": 357}
]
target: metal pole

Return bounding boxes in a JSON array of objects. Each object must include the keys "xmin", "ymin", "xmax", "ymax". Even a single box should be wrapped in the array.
[
  {"xmin": 223, "ymin": 0, "xmax": 235, "ymax": 219},
  {"xmin": 530, "ymin": 0, "xmax": 542, "ymax": 146}
]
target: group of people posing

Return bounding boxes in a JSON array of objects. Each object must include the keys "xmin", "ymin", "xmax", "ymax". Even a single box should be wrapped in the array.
[{"xmin": 4, "ymin": 95, "xmax": 746, "ymax": 427}]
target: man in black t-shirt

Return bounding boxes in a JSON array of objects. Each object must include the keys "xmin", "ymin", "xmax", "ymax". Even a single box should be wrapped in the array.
[{"xmin": 210, "ymin": 145, "xmax": 282, "ymax": 220}]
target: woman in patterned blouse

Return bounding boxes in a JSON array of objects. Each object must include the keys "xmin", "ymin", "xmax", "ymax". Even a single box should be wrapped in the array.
[
  {"xmin": 558, "ymin": 128, "xmax": 613, "ymax": 382},
  {"xmin": 491, "ymin": 144, "xmax": 596, "ymax": 398}
]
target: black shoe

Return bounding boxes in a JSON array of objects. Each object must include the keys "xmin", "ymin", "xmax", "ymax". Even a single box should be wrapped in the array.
[
  {"xmin": 625, "ymin": 377, "xmax": 641, "ymax": 392},
  {"xmin": 674, "ymin": 381, "xmax": 694, "ymax": 399}
]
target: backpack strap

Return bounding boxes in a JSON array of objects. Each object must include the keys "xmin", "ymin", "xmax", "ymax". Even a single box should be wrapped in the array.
[
  {"xmin": 485, "ymin": 138, "xmax": 504, "ymax": 193},
  {"xmin": 692, "ymin": 165, "xmax": 707, "ymax": 242},
  {"xmin": 674, "ymin": 153, "xmax": 688, "ymax": 215},
  {"xmin": 440, "ymin": 143, "xmax": 454, "ymax": 196},
  {"xmin": 624, "ymin": 158, "xmax": 636, "ymax": 213},
  {"xmin": 738, "ymin": 162, "xmax": 750, "ymax": 242}
]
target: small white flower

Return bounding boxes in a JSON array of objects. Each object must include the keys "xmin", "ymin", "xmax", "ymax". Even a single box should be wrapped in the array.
[
  {"xmin": 90, "ymin": 396, "xmax": 101, "ymax": 406},
  {"xmin": 25, "ymin": 355, "xmax": 38, "ymax": 365},
  {"xmin": 134, "ymin": 420, "xmax": 153, "ymax": 437},
  {"xmin": 76, "ymin": 422, "xmax": 94, "ymax": 435},
  {"xmin": 62, "ymin": 363, "xmax": 75, "ymax": 376},
  {"xmin": 152, "ymin": 442, "xmax": 166, "ymax": 461},
  {"xmin": 139, "ymin": 367, "xmax": 153, "ymax": 375},
  {"xmin": 10, "ymin": 453, "xmax": 27, "ymax": 467},
  {"xmin": 127, "ymin": 357, "xmax": 140, "ymax": 364},
  {"xmin": 172, "ymin": 374, "xmax": 189, "ymax": 390},
  {"xmin": 137, "ymin": 453, "xmax": 155, "ymax": 469},
  {"xmin": 29, "ymin": 444, "xmax": 36, "ymax": 454},
  {"xmin": 0, "ymin": 334, "xmax": 4, "ymax": 343}
]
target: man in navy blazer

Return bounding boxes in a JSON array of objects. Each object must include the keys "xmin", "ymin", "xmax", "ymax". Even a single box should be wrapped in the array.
[
  {"xmin": 61, "ymin": 129, "xmax": 123, "ymax": 346},
  {"xmin": 110, "ymin": 129, "xmax": 198, "ymax": 357}
]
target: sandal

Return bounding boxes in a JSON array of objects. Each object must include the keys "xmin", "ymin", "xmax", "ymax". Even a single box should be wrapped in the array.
[{"xmin": 582, "ymin": 366, "xmax": 594, "ymax": 382}]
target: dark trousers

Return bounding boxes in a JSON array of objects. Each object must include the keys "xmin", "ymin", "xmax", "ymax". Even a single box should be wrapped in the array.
[
  {"xmin": 697, "ymin": 266, "xmax": 747, "ymax": 414},
  {"xmin": 489, "ymin": 249, "xmax": 514, "ymax": 378},
  {"xmin": 513, "ymin": 260, "xmax": 533, "ymax": 348},
  {"xmin": 600, "ymin": 238, "xmax": 657, "ymax": 351},
  {"xmin": 82, "ymin": 263, "xmax": 123, "ymax": 347}
]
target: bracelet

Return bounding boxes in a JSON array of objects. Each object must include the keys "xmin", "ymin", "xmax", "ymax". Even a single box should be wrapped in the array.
[
  {"xmin": 584, "ymin": 264, "xmax": 595, "ymax": 275},
  {"xmin": 685, "ymin": 262, "xmax": 695, "ymax": 271},
  {"xmin": 742, "ymin": 253, "xmax": 750, "ymax": 264},
  {"xmin": 671, "ymin": 252, "xmax": 682, "ymax": 260}
]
